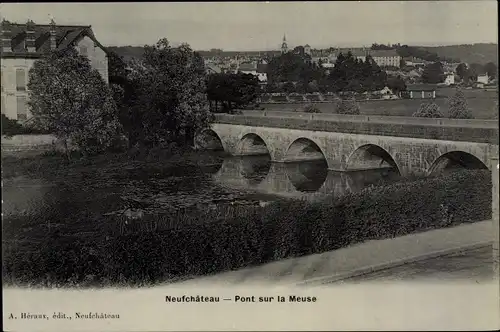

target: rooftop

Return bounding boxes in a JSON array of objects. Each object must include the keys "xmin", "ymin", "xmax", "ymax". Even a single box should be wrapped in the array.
[
  {"xmin": 406, "ymin": 84, "xmax": 438, "ymax": 91},
  {"xmin": 0, "ymin": 19, "xmax": 106, "ymax": 58}
]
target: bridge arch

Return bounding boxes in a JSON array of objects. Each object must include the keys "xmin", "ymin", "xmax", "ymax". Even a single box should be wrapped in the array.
[
  {"xmin": 427, "ymin": 151, "xmax": 488, "ymax": 175},
  {"xmin": 194, "ymin": 129, "xmax": 225, "ymax": 151},
  {"xmin": 283, "ymin": 137, "xmax": 328, "ymax": 165},
  {"xmin": 236, "ymin": 133, "xmax": 271, "ymax": 156},
  {"xmin": 345, "ymin": 144, "xmax": 401, "ymax": 174}
]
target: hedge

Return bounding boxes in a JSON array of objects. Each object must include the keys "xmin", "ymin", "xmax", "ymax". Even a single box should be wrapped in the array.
[{"xmin": 2, "ymin": 169, "xmax": 492, "ymax": 288}]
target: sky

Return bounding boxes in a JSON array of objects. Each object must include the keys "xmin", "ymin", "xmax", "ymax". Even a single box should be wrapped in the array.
[{"xmin": 0, "ymin": 1, "xmax": 498, "ymax": 51}]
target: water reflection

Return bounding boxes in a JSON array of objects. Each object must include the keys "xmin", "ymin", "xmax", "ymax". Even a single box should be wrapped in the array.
[
  {"xmin": 213, "ymin": 156, "xmax": 400, "ymax": 201},
  {"xmin": 285, "ymin": 160, "xmax": 329, "ymax": 192}
]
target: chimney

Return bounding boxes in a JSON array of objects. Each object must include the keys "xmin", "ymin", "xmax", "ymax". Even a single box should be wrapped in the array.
[
  {"xmin": 1, "ymin": 19, "xmax": 12, "ymax": 53},
  {"xmin": 49, "ymin": 19, "xmax": 57, "ymax": 50},
  {"xmin": 26, "ymin": 20, "xmax": 36, "ymax": 52}
]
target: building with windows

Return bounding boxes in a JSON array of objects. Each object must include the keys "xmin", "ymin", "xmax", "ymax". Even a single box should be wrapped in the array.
[
  {"xmin": 1, "ymin": 19, "xmax": 109, "ymax": 122},
  {"xmin": 369, "ymin": 49, "xmax": 401, "ymax": 67},
  {"xmin": 236, "ymin": 61, "xmax": 268, "ymax": 86},
  {"xmin": 325, "ymin": 48, "xmax": 401, "ymax": 68},
  {"xmin": 403, "ymin": 84, "xmax": 437, "ymax": 99}
]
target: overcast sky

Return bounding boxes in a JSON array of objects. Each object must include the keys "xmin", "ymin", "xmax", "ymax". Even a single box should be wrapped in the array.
[{"xmin": 1, "ymin": 1, "xmax": 497, "ymax": 50}]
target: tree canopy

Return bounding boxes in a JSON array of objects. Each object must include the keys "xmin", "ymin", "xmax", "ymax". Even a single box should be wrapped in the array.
[
  {"xmin": 327, "ymin": 53, "xmax": 388, "ymax": 92},
  {"xmin": 126, "ymin": 38, "xmax": 212, "ymax": 147},
  {"xmin": 421, "ymin": 62, "xmax": 445, "ymax": 84},
  {"xmin": 206, "ymin": 72, "xmax": 260, "ymax": 112},
  {"xmin": 448, "ymin": 88, "xmax": 473, "ymax": 119},
  {"xmin": 27, "ymin": 48, "xmax": 121, "ymax": 158},
  {"xmin": 412, "ymin": 102, "xmax": 443, "ymax": 118}
]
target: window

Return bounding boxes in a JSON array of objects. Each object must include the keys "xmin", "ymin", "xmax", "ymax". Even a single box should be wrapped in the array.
[
  {"xmin": 17, "ymin": 96, "xmax": 27, "ymax": 120},
  {"xmin": 16, "ymin": 68, "xmax": 26, "ymax": 91},
  {"xmin": 79, "ymin": 46, "xmax": 88, "ymax": 56}
]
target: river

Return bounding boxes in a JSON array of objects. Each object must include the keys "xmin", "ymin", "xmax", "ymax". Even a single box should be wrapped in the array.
[
  {"xmin": 95, "ymin": 152, "xmax": 402, "ymax": 215},
  {"xmin": 2, "ymin": 151, "xmax": 402, "ymax": 218}
]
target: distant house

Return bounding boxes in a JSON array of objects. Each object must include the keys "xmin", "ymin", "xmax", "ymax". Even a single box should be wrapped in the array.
[
  {"xmin": 1, "ymin": 18, "xmax": 109, "ymax": 122},
  {"xmin": 205, "ymin": 64, "xmax": 222, "ymax": 75},
  {"xmin": 403, "ymin": 84, "xmax": 437, "ymax": 99},
  {"xmin": 237, "ymin": 61, "xmax": 268, "ymax": 85},
  {"xmin": 375, "ymin": 86, "xmax": 393, "ymax": 96},
  {"xmin": 477, "ymin": 74, "xmax": 489, "ymax": 84},
  {"xmin": 444, "ymin": 74, "xmax": 455, "ymax": 86}
]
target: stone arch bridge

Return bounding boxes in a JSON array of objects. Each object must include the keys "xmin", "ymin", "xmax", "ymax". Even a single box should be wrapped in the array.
[{"xmin": 195, "ymin": 111, "xmax": 499, "ymax": 176}]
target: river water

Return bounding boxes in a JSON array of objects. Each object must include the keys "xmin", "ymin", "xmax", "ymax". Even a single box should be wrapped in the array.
[
  {"xmin": 103, "ymin": 152, "xmax": 402, "ymax": 215},
  {"xmin": 2, "ymin": 152, "xmax": 402, "ymax": 218}
]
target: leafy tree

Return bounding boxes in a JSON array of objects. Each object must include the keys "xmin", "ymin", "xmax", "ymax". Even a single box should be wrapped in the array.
[
  {"xmin": 307, "ymin": 80, "xmax": 319, "ymax": 93},
  {"xmin": 455, "ymin": 63, "xmax": 468, "ymax": 81},
  {"xmin": 395, "ymin": 45, "xmax": 440, "ymax": 62},
  {"xmin": 27, "ymin": 48, "xmax": 121, "ymax": 159},
  {"xmin": 336, "ymin": 97, "xmax": 361, "ymax": 115},
  {"xmin": 283, "ymin": 82, "xmax": 296, "ymax": 93},
  {"xmin": 295, "ymin": 81, "xmax": 307, "ymax": 94},
  {"xmin": 422, "ymin": 62, "xmax": 445, "ymax": 84},
  {"xmin": 484, "ymin": 62, "xmax": 497, "ymax": 79},
  {"xmin": 206, "ymin": 72, "xmax": 260, "ymax": 112},
  {"xmin": 387, "ymin": 76, "xmax": 407, "ymax": 94},
  {"xmin": 127, "ymin": 38, "xmax": 212, "ymax": 148},
  {"xmin": 371, "ymin": 43, "xmax": 393, "ymax": 50},
  {"xmin": 266, "ymin": 52, "xmax": 322, "ymax": 85},
  {"xmin": 412, "ymin": 102, "xmax": 443, "ymax": 118},
  {"xmin": 448, "ymin": 88, "xmax": 473, "ymax": 119}
]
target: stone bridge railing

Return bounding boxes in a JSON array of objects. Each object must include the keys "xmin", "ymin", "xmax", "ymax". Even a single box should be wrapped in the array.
[{"xmin": 214, "ymin": 111, "xmax": 499, "ymax": 145}]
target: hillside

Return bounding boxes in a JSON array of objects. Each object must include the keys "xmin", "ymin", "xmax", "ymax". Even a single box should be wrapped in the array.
[{"xmin": 420, "ymin": 43, "xmax": 498, "ymax": 65}]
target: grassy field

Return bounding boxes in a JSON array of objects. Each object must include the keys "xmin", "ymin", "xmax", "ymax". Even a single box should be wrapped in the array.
[{"xmin": 261, "ymin": 88, "xmax": 498, "ymax": 119}]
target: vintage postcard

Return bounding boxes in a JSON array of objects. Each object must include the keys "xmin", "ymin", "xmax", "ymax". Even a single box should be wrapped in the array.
[{"xmin": 1, "ymin": 1, "xmax": 499, "ymax": 331}]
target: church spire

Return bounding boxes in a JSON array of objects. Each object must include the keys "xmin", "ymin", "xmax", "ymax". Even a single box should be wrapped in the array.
[{"xmin": 281, "ymin": 33, "xmax": 288, "ymax": 54}]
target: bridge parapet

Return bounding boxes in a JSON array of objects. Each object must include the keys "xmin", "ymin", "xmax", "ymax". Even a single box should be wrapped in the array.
[{"xmin": 215, "ymin": 113, "xmax": 498, "ymax": 144}]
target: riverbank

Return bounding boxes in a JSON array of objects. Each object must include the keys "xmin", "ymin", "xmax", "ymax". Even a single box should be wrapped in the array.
[{"xmin": 2, "ymin": 150, "xmax": 492, "ymax": 288}]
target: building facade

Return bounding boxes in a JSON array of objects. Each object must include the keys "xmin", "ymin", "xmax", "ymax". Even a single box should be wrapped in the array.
[
  {"xmin": 444, "ymin": 74, "xmax": 455, "ymax": 86},
  {"xmin": 404, "ymin": 84, "xmax": 437, "ymax": 99},
  {"xmin": 369, "ymin": 49, "xmax": 401, "ymax": 67},
  {"xmin": 477, "ymin": 74, "xmax": 490, "ymax": 84},
  {"xmin": 1, "ymin": 19, "xmax": 109, "ymax": 122}
]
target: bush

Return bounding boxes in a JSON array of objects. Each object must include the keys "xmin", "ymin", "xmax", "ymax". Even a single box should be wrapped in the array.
[
  {"xmin": 448, "ymin": 88, "xmax": 473, "ymax": 119},
  {"xmin": 336, "ymin": 97, "xmax": 361, "ymax": 115},
  {"xmin": 1, "ymin": 114, "xmax": 49, "ymax": 137},
  {"xmin": 303, "ymin": 104, "xmax": 321, "ymax": 113},
  {"xmin": 412, "ymin": 102, "xmax": 443, "ymax": 118},
  {"xmin": 2, "ymin": 169, "xmax": 491, "ymax": 288}
]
